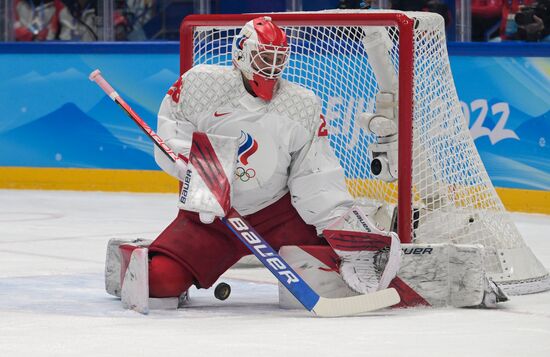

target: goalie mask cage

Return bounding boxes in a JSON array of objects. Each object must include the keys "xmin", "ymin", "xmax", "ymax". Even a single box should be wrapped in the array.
[{"xmin": 180, "ymin": 10, "xmax": 549, "ymax": 295}]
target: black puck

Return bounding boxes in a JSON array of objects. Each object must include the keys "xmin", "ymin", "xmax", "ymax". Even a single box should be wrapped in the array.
[{"xmin": 214, "ymin": 282, "xmax": 231, "ymax": 301}]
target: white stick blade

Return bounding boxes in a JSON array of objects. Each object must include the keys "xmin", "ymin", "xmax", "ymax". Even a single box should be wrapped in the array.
[{"xmin": 312, "ymin": 288, "xmax": 400, "ymax": 317}]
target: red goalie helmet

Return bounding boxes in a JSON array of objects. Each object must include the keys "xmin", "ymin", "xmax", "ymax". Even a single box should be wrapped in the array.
[{"xmin": 232, "ymin": 16, "xmax": 289, "ymax": 101}]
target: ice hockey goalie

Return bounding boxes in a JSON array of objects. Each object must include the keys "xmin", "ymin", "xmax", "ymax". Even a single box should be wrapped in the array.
[{"xmin": 104, "ymin": 16, "xmax": 507, "ymax": 314}]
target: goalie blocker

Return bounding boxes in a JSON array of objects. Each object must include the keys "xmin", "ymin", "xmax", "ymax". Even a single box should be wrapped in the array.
[{"xmin": 278, "ymin": 242, "xmax": 508, "ymax": 309}]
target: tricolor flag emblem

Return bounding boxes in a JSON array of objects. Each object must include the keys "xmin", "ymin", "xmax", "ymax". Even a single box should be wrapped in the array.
[{"xmin": 238, "ymin": 130, "xmax": 258, "ymax": 165}]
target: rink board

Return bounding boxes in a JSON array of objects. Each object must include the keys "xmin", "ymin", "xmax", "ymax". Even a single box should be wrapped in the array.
[
  {"xmin": 0, "ymin": 166, "xmax": 548, "ymax": 214},
  {"xmin": 0, "ymin": 42, "xmax": 549, "ymax": 212}
]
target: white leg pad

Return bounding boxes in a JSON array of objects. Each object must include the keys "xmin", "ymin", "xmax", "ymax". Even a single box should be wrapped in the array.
[
  {"xmin": 105, "ymin": 238, "xmax": 152, "ymax": 297},
  {"xmin": 149, "ymin": 297, "xmax": 180, "ymax": 310},
  {"xmin": 118, "ymin": 246, "xmax": 185, "ymax": 313},
  {"xmin": 278, "ymin": 246, "xmax": 358, "ymax": 310},
  {"xmin": 121, "ymin": 247, "xmax": 151, "ymax": 314},
  {"xmin": 398, "ymin": 243, "xmax": 485, "ymax": 307},
  {"xmin": 278, "ymin": 244, "xmax": 505, "ymax": 309}
]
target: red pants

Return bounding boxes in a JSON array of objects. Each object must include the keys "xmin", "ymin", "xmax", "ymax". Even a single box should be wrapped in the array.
[{"xmin": 148, "ymin": 194, "xmax": 326, "ymax": 297}]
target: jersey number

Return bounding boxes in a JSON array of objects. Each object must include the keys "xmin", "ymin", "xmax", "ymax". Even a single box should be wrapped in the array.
[
  {"xmin": 317, "ymin": 114, "xmax": 328, "ymax": 137},
  {"xmin": 167, "ymin": 77, "xmax": 183, "ymax": 103}
]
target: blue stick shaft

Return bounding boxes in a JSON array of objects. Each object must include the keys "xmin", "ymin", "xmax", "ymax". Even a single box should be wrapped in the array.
[{"xmin": 222, "ymin": 209, "xmax": 320, "ymax": 311}]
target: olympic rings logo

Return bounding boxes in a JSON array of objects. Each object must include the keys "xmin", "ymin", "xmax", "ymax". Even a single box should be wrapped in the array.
[{"xmin": 235, "ymin": 166, "xmax": 256, "ymax": 182}]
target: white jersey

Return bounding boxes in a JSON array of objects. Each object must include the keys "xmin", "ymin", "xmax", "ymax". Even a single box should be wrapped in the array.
[{"xmin": 155, "ymin": 65, "xmax": 354, "ymax": 232}]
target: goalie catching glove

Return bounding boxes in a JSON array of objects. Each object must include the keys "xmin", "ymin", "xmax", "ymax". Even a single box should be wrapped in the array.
[{"xmin": 323, "ymin": 205, "xmax": 402, "ymax": 294}]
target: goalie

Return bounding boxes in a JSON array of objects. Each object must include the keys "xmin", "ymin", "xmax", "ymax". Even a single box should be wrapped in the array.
[{"xmin": 105, "ymin": 16, "xmax": 506, "ymax": 312}]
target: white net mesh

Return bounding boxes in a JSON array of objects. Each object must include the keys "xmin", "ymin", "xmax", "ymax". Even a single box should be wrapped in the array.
[{"xmin": 185, "ymin": 11, "xmax": 549, "ymax": 294}]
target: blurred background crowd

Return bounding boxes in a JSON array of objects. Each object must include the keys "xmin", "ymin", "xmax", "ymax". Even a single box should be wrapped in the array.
[{"xmin": 1, "ymin": 0, "xmax": 549, "ymax": 42}]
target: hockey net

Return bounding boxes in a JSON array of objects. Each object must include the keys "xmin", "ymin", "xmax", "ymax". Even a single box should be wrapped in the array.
[{"xmin": 180, "ymin": 10, "xmax": 549, "ymax": 295}]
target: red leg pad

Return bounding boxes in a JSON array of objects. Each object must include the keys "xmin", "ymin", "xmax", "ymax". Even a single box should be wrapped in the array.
[{"xmin": 148, "ymin": 254, "xmax": 194, "ymax": 298}]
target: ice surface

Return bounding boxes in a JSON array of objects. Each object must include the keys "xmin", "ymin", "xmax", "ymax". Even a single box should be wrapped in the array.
[{"xmin": 0, "ymin": 190, "xmax": 549, "ymax": 356}]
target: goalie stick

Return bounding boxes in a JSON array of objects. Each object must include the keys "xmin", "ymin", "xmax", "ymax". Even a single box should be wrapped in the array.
[{"xmin": 89, "ymin": 69, "xmax": 400, "ymax": 317}]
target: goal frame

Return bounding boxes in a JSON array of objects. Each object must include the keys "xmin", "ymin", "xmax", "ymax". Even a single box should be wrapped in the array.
[{"xmin": 180, "ymin": 12, "xmax": 416, "ymax": 243}]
